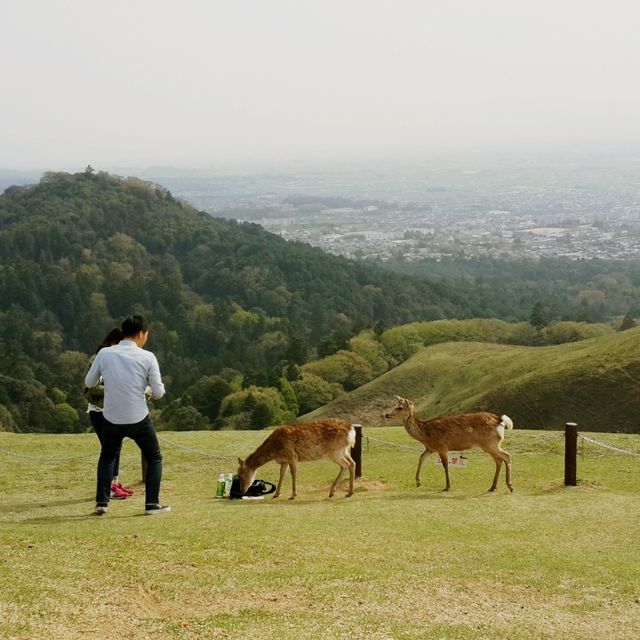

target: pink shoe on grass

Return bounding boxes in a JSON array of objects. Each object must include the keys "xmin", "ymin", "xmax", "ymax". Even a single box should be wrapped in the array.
[
  {"xmin": 115, "ymin": 482, "xmax": 134, "ymax": 496},
  {"xmin": 110, "ymin": 484, "xmax": 129, "ymax": 499}
]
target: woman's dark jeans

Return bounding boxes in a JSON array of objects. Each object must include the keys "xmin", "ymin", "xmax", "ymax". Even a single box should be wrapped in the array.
[
  {"xmin": 96, "ymin": 415, "xmax": 163, "ymax": 507},
  {"xmin": 89, "ymin": 410, "xmax": 121, "ymax": 480}
]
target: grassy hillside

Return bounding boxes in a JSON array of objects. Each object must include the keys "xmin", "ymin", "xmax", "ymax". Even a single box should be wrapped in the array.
[
  {"xmin": 305, "ymin": 325, "xmax": 640, "ymax": 433},
  {"xmin": 1, "ymin": 429, "xmax": 639, "ymax": 639}
]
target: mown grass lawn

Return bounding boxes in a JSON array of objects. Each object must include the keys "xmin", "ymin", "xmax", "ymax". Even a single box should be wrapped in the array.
[{"xmin": 1, "ymin": 428, "xmax": 639, "ymax": 640}]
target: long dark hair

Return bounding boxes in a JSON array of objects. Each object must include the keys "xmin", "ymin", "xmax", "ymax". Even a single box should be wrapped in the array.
[{"xmin": 95, "ymin": 328, "xmax": 123, "ymax": 354}]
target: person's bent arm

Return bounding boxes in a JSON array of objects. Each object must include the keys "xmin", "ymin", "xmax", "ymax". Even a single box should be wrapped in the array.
[
  {"xmin": 147, "ymin": 355, "xmax": 165, "ymax": 399},
  {"xmin": 85, "ymin": 352, "xmax": 102, "ymax": 387}
]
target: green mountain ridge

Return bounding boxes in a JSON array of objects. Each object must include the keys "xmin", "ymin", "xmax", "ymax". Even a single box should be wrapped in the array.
[
  {"xmin": 305, "ymin": 326, "xmax": 640, "ymax": 433},
  {"xmin": 0, "ymin": 170, "xmax": 468, "ymax": 432}
]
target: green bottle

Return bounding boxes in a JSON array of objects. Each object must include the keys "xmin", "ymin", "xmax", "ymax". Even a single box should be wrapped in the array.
[
  {"xmin": 216, "ymin": 473, "xmax": 225, "ymax": 498},
  {"xmin": 224, "ymin": 473, "xmax": 233, "ymax": 497}
]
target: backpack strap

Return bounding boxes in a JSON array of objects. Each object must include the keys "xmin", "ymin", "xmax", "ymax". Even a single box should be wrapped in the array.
[{"xmin": 258, "ymin": 480, "xmax": 276, "ymax": 495}]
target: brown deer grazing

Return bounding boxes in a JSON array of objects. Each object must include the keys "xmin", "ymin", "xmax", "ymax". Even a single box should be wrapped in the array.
[
  {"xmin": 384, "ymin": 395, "xmax": 514, "ymax": 493},
  {"xmin": 236, "ymin": 419, "xmax": 357, "ymax": 500}
]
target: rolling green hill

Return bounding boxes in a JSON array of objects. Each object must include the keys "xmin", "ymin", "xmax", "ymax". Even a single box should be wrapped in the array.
[{"xmin": 305, "ymin": 325, "xmax": 640, "ymax": 433}]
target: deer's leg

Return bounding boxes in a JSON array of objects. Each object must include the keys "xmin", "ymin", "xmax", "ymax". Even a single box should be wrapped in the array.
[
  {"xmin": 438, "ymin": 452, "xmax": 451, "ymax": 491},
  {"xmin": 330, "ymin": 452, "xmax": 355, "ymax": 497},
  {"xmin": 288, "ymin": 460, "xmax": 298, "ymax": 500},
  {"xmin": 415, "ymin": 449, "xmax": 430, "ymax": 487},
  {"xmin": 488, "ymin": 452, "xmax": 503, "ymax": 492},
  {"xmin": 273, "ymin": 462, "xmax": 288, "ymax": 498},
  {"xmin": 346, "ymin": 452, "xmax": 355, "ymax": 497},
  {"xmin": 501, "ymin": 449, "xmax": 513, "ymax": 492},
  {"xmin": 329, "ymin": 463, "xmax": 345, "ymax": 498}
]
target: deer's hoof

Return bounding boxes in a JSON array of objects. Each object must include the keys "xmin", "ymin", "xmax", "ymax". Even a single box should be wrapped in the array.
[
  {"xmin": 488, "ymin": 487, "xmax": 496, "ymax": 492},
  {"xmin": 345, "ymin": 492, "xmax": 353, "ymax": 498}
]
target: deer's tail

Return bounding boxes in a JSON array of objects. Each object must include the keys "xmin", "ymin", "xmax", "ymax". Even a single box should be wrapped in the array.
[{"xmin": 500, "ymin": 415, "xmax": 514, "ymax": 430}]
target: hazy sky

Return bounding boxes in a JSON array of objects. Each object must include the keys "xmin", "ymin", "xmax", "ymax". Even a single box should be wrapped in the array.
[{"xmin": 2, "ymin": 0, "xmax": 640, "ymax": 170}]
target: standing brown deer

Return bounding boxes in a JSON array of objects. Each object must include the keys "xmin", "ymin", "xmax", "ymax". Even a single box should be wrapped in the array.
[
  {"xmin": 236, "ymin": 419, "xmax": 357, "ymax": 500},
  {"xmin": 384, "ymin": 395, "xmax": 514, "ymax": 493}
]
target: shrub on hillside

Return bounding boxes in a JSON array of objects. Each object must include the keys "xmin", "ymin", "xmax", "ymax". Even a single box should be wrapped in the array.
[
  {"xmin": 301, "ymin": 350, "xmax": 374, "ymax": 391},
  {"xmin": 349, "ymin": 330, "xmax": 393, "ymax": 375},
  {"xmin": 182, "ymin": 375, "xmax": 233, "ymax": 421},
  {"xmin": 217, "ymin": 385, "xmax": 291, "ymax": 429},
  {"xmin": 156, "ymin": 402, "xmax": 210, "ymax": 431},
  {"xmin": 53, "ymin": 402, "xmax": 80, "ymax": 433},
  {"xmin": 544, "ymin": 321, "xmax": 612, "ymax": 344},
  {"xmin": 380, "ymin": 319, "xmax": 515, "ymax": 361},
  {"xmin": 292, "ymin": 372, "xmax": 344, "ymax": 414},
  {"xmin": 507, "ymin": 321, "xmax": 612, "ymax": 346}
]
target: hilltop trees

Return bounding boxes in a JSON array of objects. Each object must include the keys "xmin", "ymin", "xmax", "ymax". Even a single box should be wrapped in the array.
[{"xmin": 0, "ymin": 171, "xmax": 467, "ymax": 432}]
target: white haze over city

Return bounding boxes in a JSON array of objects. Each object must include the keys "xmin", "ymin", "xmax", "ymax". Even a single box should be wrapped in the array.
[{"xmin": 1, "ymin": 0, "xmax": 640, "ymax": 171}]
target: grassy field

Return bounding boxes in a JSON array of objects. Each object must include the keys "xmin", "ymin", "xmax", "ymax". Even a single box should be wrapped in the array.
[{"xmin": 1, "ymin": 427, "xmax": 639, "ymax": 640}]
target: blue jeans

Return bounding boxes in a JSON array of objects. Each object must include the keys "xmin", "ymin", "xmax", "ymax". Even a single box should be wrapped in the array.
[
  {"xmin": 96, "ymin": 415, "xmax": 163, "ymax": 507},
  {"xmin": 89, "ymin": 410, "xmax": 121, "ymax": 480}
]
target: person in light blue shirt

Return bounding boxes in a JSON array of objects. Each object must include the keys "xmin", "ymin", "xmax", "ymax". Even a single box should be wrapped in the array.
[{"xmin": 85, "ymin": 315, "xmax": 170, "ymax": 515}]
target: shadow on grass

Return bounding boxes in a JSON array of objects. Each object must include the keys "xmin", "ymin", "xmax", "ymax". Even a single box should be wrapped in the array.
[
  {"xmin": 0, "ymin": 496, "xmax": 155, "ymax": 524},
  {"xmin": 0, "ymin": 496, "xmax": 91, "ymax": 515},
  {"xmin": 7, "ymin": 508, "xmax": 155, "ymax": 525},
  {"xmin": 384, "ymin": 488, "xmax": 515, "ymax": 501}
]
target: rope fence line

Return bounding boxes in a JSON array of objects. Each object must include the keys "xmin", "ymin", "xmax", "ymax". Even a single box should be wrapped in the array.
[
  {"xmin": 0, "ymin": 447, "xmax": 96, "ymax": 462},
  {"xmin": 157, "ymin": 436, "xmax": 237, "ymax": 461},
  {"xmin": 0, "ymin": 437, "xmax": 238, "ymax": 464},
  {"xmin": 578, "ymin": 434, "xmax": 640, "ymax": 458},
  {"xmin": 1, "ymin": 430, "xmax": 639, "ymax": 465},
  {"xmin": 364, "ymin": 434, "xmax": 423, "ymax": 453}
]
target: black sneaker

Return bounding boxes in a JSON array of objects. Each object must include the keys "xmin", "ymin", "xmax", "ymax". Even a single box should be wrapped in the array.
[{"xmin": 145, "ymin": 504, "xmax": 171, "ymax": 515}]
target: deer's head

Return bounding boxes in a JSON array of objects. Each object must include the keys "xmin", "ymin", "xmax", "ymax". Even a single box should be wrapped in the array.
[
  {"xmin": 384, "ymin": 395, "xmax": 415, "ymax": 420},
  {"xmin": 236, "ymin": 457, "xmax": 257, "ymax": 496}
]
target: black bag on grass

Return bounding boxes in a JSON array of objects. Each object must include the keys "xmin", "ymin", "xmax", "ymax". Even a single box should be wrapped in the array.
[{"xmin": 229, "ymin": 476, "xmax": 276, "ymax": 499}]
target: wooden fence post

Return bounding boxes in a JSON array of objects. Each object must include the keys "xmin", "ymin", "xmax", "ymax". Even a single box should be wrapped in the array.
[
  {"xmin": 564, "ymin": 422, "xmax": 578, "ymax": 486},
  {"xmin": 352, "ymin": 423, "xmax": 362, "ymax": 479}
]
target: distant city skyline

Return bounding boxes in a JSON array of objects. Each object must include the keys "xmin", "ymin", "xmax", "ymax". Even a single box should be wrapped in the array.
[{"xmin": 2, "ymin": 1, "xmax": 640, "ymax": 171}]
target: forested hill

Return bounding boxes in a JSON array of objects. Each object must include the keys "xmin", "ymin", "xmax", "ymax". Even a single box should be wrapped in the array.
[{"xmin": 0, "ymin": 169, "xmax": 467, "ymax": 432}]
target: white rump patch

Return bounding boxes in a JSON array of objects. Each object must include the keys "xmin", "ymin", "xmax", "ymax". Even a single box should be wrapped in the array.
[
  {"xmin": 500, "ymin": 415, "xmax": 514, "ymax": 430},
  {"xmin": 496, "ymin": 415, "xmax": 513, "ymax": 438},
  {"xmin": 347, "ymin": 426, "xmax": 356, "ymax": 448}
]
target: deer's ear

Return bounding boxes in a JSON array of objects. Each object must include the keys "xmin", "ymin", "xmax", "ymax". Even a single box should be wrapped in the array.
[
  {"xmin": 237, "ymin": 457, "xmax": 245, "ymax": 466},
  {"xmin": 394, "ymin": 394, "xmax": 402, "ymax": 402}
]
